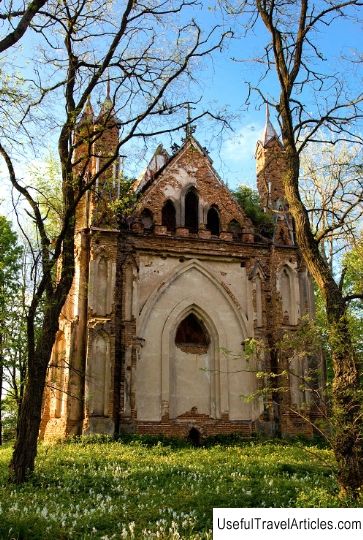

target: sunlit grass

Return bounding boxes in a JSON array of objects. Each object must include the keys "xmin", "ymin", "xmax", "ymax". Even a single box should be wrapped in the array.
[{"xmin": 0, "ymin": 436, "xmax": 360, "ymax": 539}]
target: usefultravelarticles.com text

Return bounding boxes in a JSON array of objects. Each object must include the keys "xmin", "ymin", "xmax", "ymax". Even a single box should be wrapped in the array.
[{"xmin": 213, "ymin": 508, "xmax": 363, "ymax": 539}]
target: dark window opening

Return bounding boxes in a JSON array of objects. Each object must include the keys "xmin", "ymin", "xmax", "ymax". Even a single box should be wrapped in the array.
[
  {"xmin": 185, "ymin": 188, "xmax": 199, "ymax": 233},
  {"xmin": 141, "ymin": 208, "xmax": 154, "ymax": 231},
  {"xmin": 207, "ymin": 206, "xmax": 220, "ymax": 236},
  {"xmin": 162, "ymin": 200, "xmax": 176, "ymax": 232},
  {"xmin": 228, "ymin": 219, "xmax": 242, "ymax": 240},
  {"xmin": 175, "ymin": 313, "xmax": 210, "ymax": 353}
]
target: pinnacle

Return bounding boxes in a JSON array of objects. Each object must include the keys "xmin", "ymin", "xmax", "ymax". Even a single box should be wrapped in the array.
[
  {"xmin": 260, "ymin": 103, "xmax": 280, "ymax": 146},
  {"xmin": 96, "ymin": 79, "xmax": 120, "ymax": 126},
  {"xmin": 78, "ymin": 96, "xmax": 94, "ymax": 125}
]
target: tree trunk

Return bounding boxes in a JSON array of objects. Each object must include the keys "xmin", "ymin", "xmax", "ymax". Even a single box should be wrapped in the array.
[
  {"xmin": 281, "ymin": 144, "xmax": 363, "ymax": 496},
  {"xmin": 9, "ymin": 292, "xmax": 74, "ymax": 483},
  {"xmin": 267, "ymin": 332, "xmax": 282, "ymax": 437},
  {"xmin": 327, "ymin": 296, "xmax": 363, "ymax": 496},
  {"xmin": 9, "ymin": 356, "xmax": 49, "ymax": 482}
]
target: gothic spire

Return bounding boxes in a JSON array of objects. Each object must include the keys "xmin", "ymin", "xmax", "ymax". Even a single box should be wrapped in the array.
[
  {"xmin": 78, "ymin": 95, "xmax": 94, "ymax": 126},
  {"xmin": 97, "ymin": 78, "xmax": 120, "ymax": 126},
  {"xmin": 260, "ymin": 103, "xmax": 280, "ymax": 146},
  {"xmin": 100, "ymin": 77, "xmax": 113, "ymax": 114}
]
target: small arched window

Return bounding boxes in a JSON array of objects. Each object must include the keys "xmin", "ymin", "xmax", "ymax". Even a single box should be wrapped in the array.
[
  {"xmin": 281, "ymin": 268, "xmax": 292, "ymax": 323},
  {"xmin": 141, "ymin": 208, "xmax": 154, "ymax": 230},
  {"xmin": 175, "ymin": 313, "xmax": 210, "ymax": 354},
  {"xmin": 185, "ymin": 188, "xmax": 199, "ymax": 233},
  {"xmin": 162, "ymin": 200, "xmax": 176, "ymax": 232},
  {"xmin": 228, "ymin": 219, "xmax": 242, "ymax": 240},
  {"xmin": 207, "ymin": 206, "xmax": 220, "ymax": 236}
]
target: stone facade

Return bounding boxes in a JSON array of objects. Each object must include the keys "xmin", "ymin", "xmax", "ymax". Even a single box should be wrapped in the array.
[{"xmin": 40, "ymin": 103, "xmax": 323, "ymax": 441}]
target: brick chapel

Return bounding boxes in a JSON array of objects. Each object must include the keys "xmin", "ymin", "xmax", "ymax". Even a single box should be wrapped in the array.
[{"xmin": 40, "ymin": 95, "xmax": 321, "ymax": 441}]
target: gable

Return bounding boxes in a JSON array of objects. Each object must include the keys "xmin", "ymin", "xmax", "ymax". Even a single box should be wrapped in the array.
[{"xmin": 136, "ymin": 138, "xmax": 252, "ymax": 233}]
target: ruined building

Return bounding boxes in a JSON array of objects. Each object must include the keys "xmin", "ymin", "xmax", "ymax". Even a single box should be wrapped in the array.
[{"xmin": 40, "ymin": 97, "xmax": 321, "ymax": 441}]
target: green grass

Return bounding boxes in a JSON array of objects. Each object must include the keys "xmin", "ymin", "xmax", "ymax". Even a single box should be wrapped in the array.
[{"xmin": 0, "ymin": 436, "xmax": 360, "ymax": 539}]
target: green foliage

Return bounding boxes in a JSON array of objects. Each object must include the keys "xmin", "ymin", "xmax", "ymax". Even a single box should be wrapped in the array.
[
  {"xmin": 0, "ymin": 216, "xmax": 23, "ymax": 350},
  {"xmin": 109, "ymin": 177, "xmax": 137, "ymax": 227},
  {"xmin": 241, "ymin": 337, "xmax": 263, "ymax": 360},
  {"xmin": 233, "ymin": 185, "xmax": 274, "ymax": 238},
  {"xmin": 1, "ymin": 393, "xmax": 17, "ymax": 442},
  {"xmin": 0, "ymin": 439, "xmax": 360, "ymax": 538},
  {"xmin": 28, "ymin": 155, "xmax": 63, "ymax": 240},
  {"xmin": 314, "ymin": 237, "xmax": 363, "ymax": 383},
  {"xmin": 343, "ymin": 238, "xmax": 363, "ymax": 300},
  {"xmin": 279, "ymin": 314, "xmax": 323, "ymax": 359},
  {"xmin": 239, "ymin": 317, "xmax": 324, "ymax": 404},
  {"xmin": 0, "ymin": 216, "xmax": 24, "ymax": 442},
  {"xmin": 0, "ymin": 216, "xmax": 22, "ymax": 305}
]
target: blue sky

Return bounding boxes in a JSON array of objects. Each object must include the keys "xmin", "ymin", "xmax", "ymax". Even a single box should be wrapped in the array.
[
  {"xmin": 122, "ymin": 1, "xmax": 362, "ymax": 191},
  {"xmin": 0, "ymin": 1, "xmax": 362, "ymax": 218}
]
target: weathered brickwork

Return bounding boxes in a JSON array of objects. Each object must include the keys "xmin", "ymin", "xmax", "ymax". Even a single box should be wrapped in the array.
[
  {"xmin": 137, "ymin": 140, "xmax": 253, "ymax": 233},
  {"xmin": 40, "ymin": 103, "xmax": 323, "ymax": 442}
]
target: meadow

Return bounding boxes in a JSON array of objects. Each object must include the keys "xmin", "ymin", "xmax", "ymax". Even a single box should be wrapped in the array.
[{"xmin": 0, "ymin": 436, "xmax": 361, "ymax": 539}]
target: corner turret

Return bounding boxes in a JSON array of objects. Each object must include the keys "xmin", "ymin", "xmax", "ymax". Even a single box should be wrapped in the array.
[
  {"xmin": 74, "ymin": 84, "xmax": 121, "ymax": 230},
  {"xmin": 255, "ymin": 105, "xmax": 294, "ymax": 245}
]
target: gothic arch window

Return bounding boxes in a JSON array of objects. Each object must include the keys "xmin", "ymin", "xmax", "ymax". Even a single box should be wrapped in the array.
[
  {"xmin": 175, "ymin": 313, "xmax": 210, "ymax": 354},
  {"xmin": 90, "ymin": 333, "xmax": 110, "ymax": 416},
  {"xmin": 185, "ymin": 188, "xmax": 199, "ymax": 233},
  {"xmin": 141, "ymin": 208, "xmax": 154, "ymax": 231},
  {"xmin": 275, "ymin": 197, "xmax": 287, "ymax": 212},
  {"xmin": 228, "ymin": 219, "xmax": 242, "ymax": 240},
  {"xmin": 162, "ymin": 200, "xmax": 176, "ymax": 232},
  {"xmin": 207, "ymin": 206, "xmax": 220, "ymax": 236}
]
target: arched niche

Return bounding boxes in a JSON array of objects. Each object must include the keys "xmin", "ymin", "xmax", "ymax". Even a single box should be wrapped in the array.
[
  {"xmin": 289, "ymin": 353, "xmax": 310, "ymax": 408},
  {"xmin": 277, "ymin": 265, "xmax": 298, "ymax": 325},
  {"xmin": 281, "ymin": 268, "xmax": 292, "ymax": 322},
  {"xmin": 98, "ymin": 257, "xmax": 108, "ymax": 314},
  {"xmin": 228, "ymin": 219, "xmax": 242, "ymax": 240},
  {"xmin": 170, "ymin": 306, "xmax": 216, "ymax": 419},
  {"xmin": 185, "ymin": 188, "xmax": 199, "ymax": 233},
  {"xmin": 141, "ymin": 208, "xmax": 154, "ymax": 231},
  {"xmin": 54, "ymin": 332, "xmax": 66, "ymax": 418},
  {"xmin": 206, "ymin": 206, "xmax": 220, "ymax": 236},
  {"xmin": 89, "ymin": 253, "xmax": 115, "ymax": 316},
  {"xmin": 255, "ymin": 274, "xmax": 263, "ymax": 327},
  {"xmin": 88, "ymin": 332, "xmax": 110, "ymax": 416},
  {"xmin": 162, "ymin": 200, "xmax": 176, "ymax": 232}
]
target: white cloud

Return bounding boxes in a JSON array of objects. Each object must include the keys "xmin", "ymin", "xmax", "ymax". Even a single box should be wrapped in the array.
[
  {"xmin": 222, "ymin": 122, "xmax": 263, "ymax": 165},
  {"xmin": 216, "ymin": 122, "xmax": 264, "ymax": 190}
]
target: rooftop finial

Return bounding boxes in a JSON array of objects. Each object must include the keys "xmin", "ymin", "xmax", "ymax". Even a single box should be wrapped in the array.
[
  {"xmin": 185, "ymin": 103, "xmax": 196, "ymax": 138},
  {"xmin": 106, "ymin": 76, "xmax": 110, "ymax": 99},
  {"xmin": 266, "ymin": 102, "xmax": 270, "ymax": 122}
]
